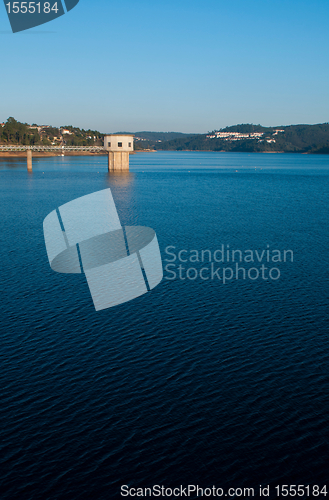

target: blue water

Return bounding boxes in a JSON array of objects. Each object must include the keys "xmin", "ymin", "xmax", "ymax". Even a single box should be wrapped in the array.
[{"xmin": 1, "ymin": 152, "xmax": 329, "ymax": 499}]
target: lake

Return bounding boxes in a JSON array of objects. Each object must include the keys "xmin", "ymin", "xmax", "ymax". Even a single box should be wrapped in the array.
[{"xmin": 1, "ymin": 152, "xmax": 329, "ymax": 499}]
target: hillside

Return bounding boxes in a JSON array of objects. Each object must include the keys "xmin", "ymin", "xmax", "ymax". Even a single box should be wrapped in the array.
[
  {"xmin": 118, "ymin": 131, "xmax": 193, "ymax": 151},
  {"xmin": 2, "ymin": 118, "xmax": 329, "ymax": 153},
  {"xmin": 154, "ymin": 124, "xmax": 329, "ymax": 153},
  {"xmin": 0, "ymin": 117, "xmax": 103, "ymax": 147}
]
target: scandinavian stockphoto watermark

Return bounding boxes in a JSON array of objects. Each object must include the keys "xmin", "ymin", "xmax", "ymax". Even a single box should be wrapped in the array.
[
  {"xmin": 164, "ymin": 245, "xmax": 294, "ymax": 283},
  {"xmin": 43, "ymin": 189, "xmax": 293, "ymax": 311},
  {"xmin": 3, "ymin": 0, "xmax": 79, "ymax": 33},
  {"xmin": 43, "ymin": 188, "xmax": 163, "ymax": 312}
]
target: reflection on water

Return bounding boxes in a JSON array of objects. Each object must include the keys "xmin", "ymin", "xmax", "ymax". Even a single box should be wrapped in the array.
[
  {"xmin": 0, "ymin": 157, "xmax": 27, "ymax": 170},
  {"xmin": 105, "ymin": 170, "xmax": 135, "ymax": 187}
]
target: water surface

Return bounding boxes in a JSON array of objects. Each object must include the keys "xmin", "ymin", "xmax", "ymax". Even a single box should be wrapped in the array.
[{"xmin": 1, "ymin": 152, "xmax": 329, "ymax": 499}]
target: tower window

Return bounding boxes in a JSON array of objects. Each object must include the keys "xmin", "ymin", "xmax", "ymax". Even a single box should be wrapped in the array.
[
  {"xmin": 118, "ymin": 142, "xmax": 122, "ymax": 147},
  {"xmin": 129, "ymin": 142, "xmax": 131, "ymax": 147},
  {"xmin": 108, "ymin": 142, "xmax": 111, "ymax": 147}
]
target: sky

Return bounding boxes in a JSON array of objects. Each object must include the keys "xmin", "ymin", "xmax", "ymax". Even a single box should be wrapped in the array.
[{"xmin": 1, "ymin": 0, "xmax": 329, "ymax": 133}]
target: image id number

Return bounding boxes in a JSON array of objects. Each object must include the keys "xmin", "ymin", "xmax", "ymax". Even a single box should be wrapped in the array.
[
  {"xmin": 5, "ymin": 2, "xmax": 59, "ymax": 14},
  {"xmin": 275, "ymin": 485, "xmax": 327, "ymax": 496}
]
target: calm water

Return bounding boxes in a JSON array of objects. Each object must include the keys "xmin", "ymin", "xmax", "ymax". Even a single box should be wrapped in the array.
[{"xmin": 1, "ymin": 152, "xmax": 329, "ymax": 499}]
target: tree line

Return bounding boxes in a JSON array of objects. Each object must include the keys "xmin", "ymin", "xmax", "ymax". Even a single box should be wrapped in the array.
[{"xmin": 0, "ymin": 117, "xmax": 104, "ymax": 146}]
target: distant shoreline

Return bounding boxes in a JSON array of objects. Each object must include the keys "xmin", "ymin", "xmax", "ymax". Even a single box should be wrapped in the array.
[
  {"xmin": 0, "ymin": 150, "xmax": 326, "ymax": 158},
  {"xmin": 0, "ymin": 150, "xmax": 157, "ymax": 158},
  {"xmin": 0, "ymin": 151, "xmax": 107, "ymax": 158}
]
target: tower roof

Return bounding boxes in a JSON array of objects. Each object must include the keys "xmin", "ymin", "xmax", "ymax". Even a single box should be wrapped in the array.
[{"xmin": 104, "ymin": 133, "xmax": 134, "ymax": 137}]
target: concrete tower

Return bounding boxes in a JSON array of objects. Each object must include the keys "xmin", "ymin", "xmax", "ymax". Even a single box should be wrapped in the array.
[{"xmin": 104, "ymin": 134, "xmax": 134, "ymax": 171}]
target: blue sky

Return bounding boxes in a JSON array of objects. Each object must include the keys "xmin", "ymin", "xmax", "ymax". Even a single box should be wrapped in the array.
[{"xmin": 1, "ymin": 0, "xmax": 329, "ymax": 133}]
